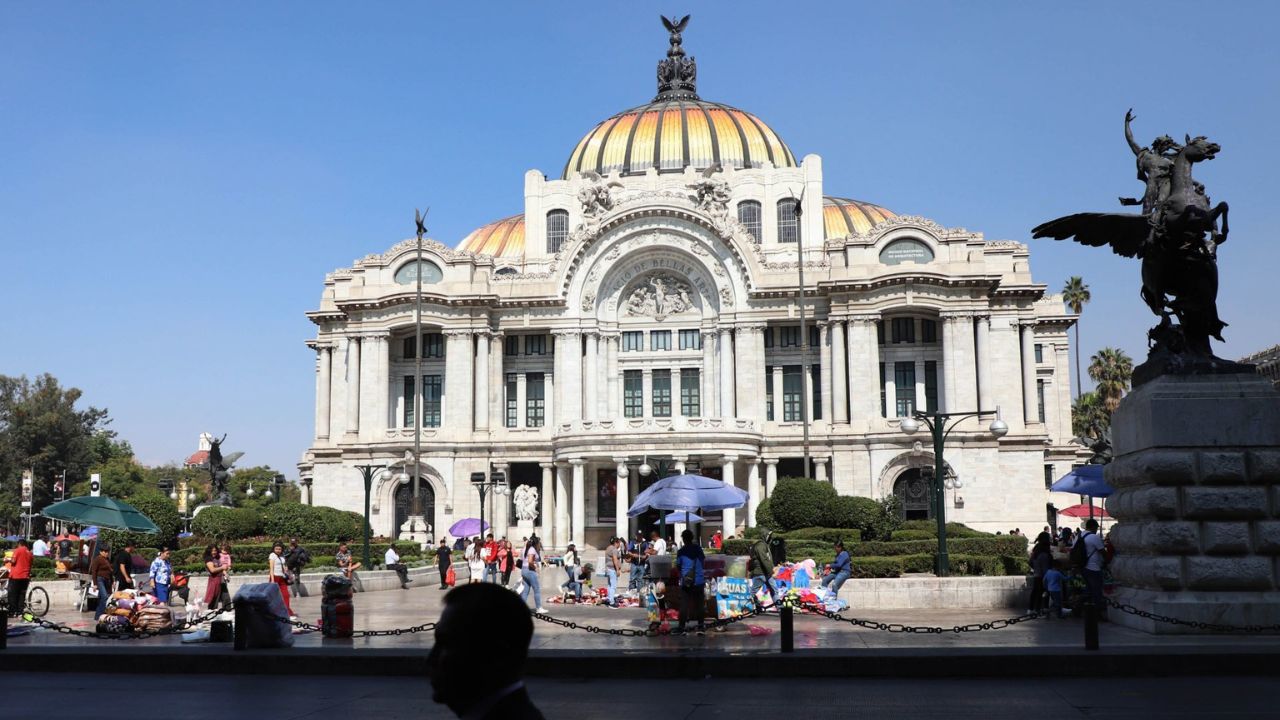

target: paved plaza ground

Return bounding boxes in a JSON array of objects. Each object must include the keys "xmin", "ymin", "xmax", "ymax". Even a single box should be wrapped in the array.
[{"xmin": 11, "ymin": 672, "xmax": 1280, "ymax": 719}]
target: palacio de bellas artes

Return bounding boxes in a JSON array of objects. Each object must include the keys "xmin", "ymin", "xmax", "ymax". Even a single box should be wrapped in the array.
[{"xmin": 300, "ymin": 26, "xmax": 1082, "ymax": 551}]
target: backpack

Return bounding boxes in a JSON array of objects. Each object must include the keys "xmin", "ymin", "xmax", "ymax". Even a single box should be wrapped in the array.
[{"xmin": 1070, "ymin": 533, "xmax": 1092, "ymax": 569}]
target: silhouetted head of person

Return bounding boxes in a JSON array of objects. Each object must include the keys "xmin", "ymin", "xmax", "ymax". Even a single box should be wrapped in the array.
[
  {"xmin": 681, "ymin": 529, "xmax": 694, "ymax": 546},
  {"xmin": 429, "ymin": 582, "xmax": 533, "ymax": 715},
  {"xmin": 1085, "ymin": 519, "xmax": 1099, "ymax": 533}
]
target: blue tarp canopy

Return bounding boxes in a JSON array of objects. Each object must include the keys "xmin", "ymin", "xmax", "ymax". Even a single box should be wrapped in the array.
[{"xmin": 1050, "ymin": 464, "xmax": 1113, "ymax": 498}]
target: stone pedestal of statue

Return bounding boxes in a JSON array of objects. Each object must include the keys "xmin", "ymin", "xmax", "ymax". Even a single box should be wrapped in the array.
[
  {"xmin": 399, "ymin": 515, "xmax": 432, "ymax": 550},
  {"xmin": 1107, "ymin": 373, "xmax": 1280, "ymax": 633},
  {"xmin": 516, "ymin": 519, "xmax": 535, "ymax": 542}
]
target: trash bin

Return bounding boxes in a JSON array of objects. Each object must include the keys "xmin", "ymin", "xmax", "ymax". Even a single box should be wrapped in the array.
[
  {"xmin": 233, "ymin": 583, "xmax": 295, "ymax": 649},
  {"xmin": 321, "ymin": 575, "xmax": 354, "ymax": 639}
]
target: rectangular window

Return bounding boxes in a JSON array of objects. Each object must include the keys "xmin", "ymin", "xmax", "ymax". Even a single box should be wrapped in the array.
[
  {"xmin": 527, "ymin": 373, "xmax": 545, "ymax": 427},
  {"xmin": 423, "ymin": 333, "xmax": 444, "ymax": 358},
  {"xmin": 622, "ymin": 331, "xmax": 643, "ymax": 352},
  {"xmin": 422, "ymin": 375, "xmax": 443, "ymax": 427},
  {"xmin": 879, "ymin": 363, "xmax": 887, "ymax": 418},
  {"xmin": 652, "ymin": 370, "xmax": 672, "ymax": 417},
  {"xmin": 780, "ymin": 326, "xmax": 800, "ymax": 347},
  {"xmin": 1044, "ymin": 464, "xmax": 1055, "ymax": 489},
  {"xmin": 777, "ymin": 199, "xmax": 801, "ymax": 244},
  {"xmin": 763, "ymin": 327, "xmax": 775, "ymax": 348},
  {"xmin": 877, "ymin": 321, "xmax": 885, "ymax": 345},
  {"xmin": 505, "ymin": 373, "xmax": 517, "ymax": 428},
  {"xmin": 680, "ymin": 368, "xmax": 701, "ymax": 416},
  {"xmin": 679, "ymin": 329, "xmax": 702, "ymax": 350},
  {"xmin": 402, "ymin": 336, "xmax": 416, "ymax": 360},
  {"xmin": 1037, "ymin": 379, "xmax": 1046, "ymax": 423},
  {"xmin": 891, "ymin": 318, "xmax": 915, "ymax": 344},
  {"xmin": 811, "ymin": 365, "xmax": 822, "ymax": 421},
  {"xmin": 525, "ymin": 334, "xmax": 546, "ymax": 355},
  {"xmin": 650, "ymin": 330, "xmax": 672, "ymax": 351},
  {"xmin": 504, "ymin": 336, "xmax": 519, "ymax": 356},
  {"xmin": 782, "ymin": 365, "xmax": 803, "ymax": 422},
  {"xmin": 808, "ymin": 325, "xmax": 820, "ymax": 348},
  {"xmin": 738, "ymin": 201, "xmax": 762, "ymax": 243},
  {"xmin": 766, "ymin": 367, "xmax": 774, "ymax": 421},
  {"xmin": 1035, "ymin": 343, "xmax": 1044, "ymax": 363},
  {"xmin": 623, "ymin": 370, "xmax": 643, "ymax": 417},
  {"xmin": 894, "ymin": 361, "xmax": 916, "ymax": 417},
  {"xmin": 403, "ymin": 375, "xmax": 415, "ymax": 426},
  {"xmin": 924, "ymin": 361, "xmax": 939, "ymax": 412},
  {"xmin": 922, "ymin": 319, "xmax": 938, "ymax": 344}
]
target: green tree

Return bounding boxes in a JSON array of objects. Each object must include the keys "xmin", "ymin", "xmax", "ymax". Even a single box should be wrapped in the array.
[
  {"xmin": 1062, "ymin": 277, "xmax": 1091, "ymax": 399},
  {"xmin": 1088, "ymin": 347, "xmax": 1134, "ymax": 412},
  {"xmin": 227, "ymin": 466, "xmax": 301, "ymax": 510},
  {"xmin": 0, "ymin": 374, "xmax": 113, "ymax": 531},
  {"xmin": 1071, "ymin": 390, "xmax": 1110, "ymax": 438},
  {"xmin": 769, "ymin": 477, "xmax": 837, "ymax": 532}
]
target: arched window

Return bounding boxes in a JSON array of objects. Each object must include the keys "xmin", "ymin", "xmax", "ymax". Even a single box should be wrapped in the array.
[
  {"xmin": 546, "ymin": 209, "xmax": 569, "ymax": 254},
  {"xmin": 776, "ymin": 199, "xmax": 801, "ymax": 244},
  {"xmin": 737, "ymin": 200, "xmax": 762, "ymax": 243}
]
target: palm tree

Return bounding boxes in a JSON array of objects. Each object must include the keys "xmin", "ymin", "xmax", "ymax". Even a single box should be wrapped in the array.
[
  {"xmin": 1071, "ymin": 390, "xmax": 1109, "ymax": 438},
  {"xmin": 1088, "ymin": 347, "xmax": 1134, "ymax": 412},
  {"xmin": 1062, "ymin": 277, "xmax": 1091, "ymax": 399}
]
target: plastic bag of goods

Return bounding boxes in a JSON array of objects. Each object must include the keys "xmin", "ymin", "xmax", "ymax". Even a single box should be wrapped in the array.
[{"xmin": 232, "ymin": 583, "xmax": 295, "ymax": 648}]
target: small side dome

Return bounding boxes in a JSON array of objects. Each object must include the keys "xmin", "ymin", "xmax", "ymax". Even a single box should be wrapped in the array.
[
  {"xmin": 457, "ymin": 214, "xmax": 525, "ymax": 257},
  {"xmin": 822, "ymin": 196, "xmax": 896, "ymax": 239}
]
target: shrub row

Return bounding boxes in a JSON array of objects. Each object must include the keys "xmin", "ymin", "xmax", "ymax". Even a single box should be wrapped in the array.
[
  {"xmin": 852, "ymin": 536, "xmax": 1028, "ymax": 558},
  {"xmin": 166, "ymin": 541, "xmax": 422, "ymax": 567},
  {"xmin": 191, "ymin": 507, "xmax": 263, "ymax": 539},
  {"xmin": 898, "ymin": 520, "xmax": 994, "ymax": 539}
]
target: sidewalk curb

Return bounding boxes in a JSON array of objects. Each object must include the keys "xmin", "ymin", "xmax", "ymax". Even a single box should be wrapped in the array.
[{"xmin": 3, "ymin": 645, "xmax": 1279, "ymax": 678}]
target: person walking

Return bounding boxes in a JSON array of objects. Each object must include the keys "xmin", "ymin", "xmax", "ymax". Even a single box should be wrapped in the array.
[
  {"xmin": 749, "ymin": 529, "xmax": 778, "ymax": 606},
  {"xmin": 560, "ymin": 543, "xmax": 578, "ymax": 601},
  {"xmin": 499, "ymin": 539, "xmax": 515, "ymax": 586},
  {"xmin": 518, "ymin": 538, "xmax": 545, "ymax": 613},
  {"xmin": 466, "ymin": 536, "xmax": 484, "ymax": 584},
  {"xmin": 88, "ymin": 545, "xmax": 114, "ymax": 617},
  {"xmin": 149, "ymin": 548, "xmax": 173, "ymax": 603},
  {"xmin": 1028, "ymin": 532, "xmax": 1053, "ymax": 613},
  {"xmin": 113, "ymin": 542, "xmax": 136, "ymax": 592},
  {"xmin": 628, "ymin": 532, "xmax": 648, "ymax": 592},
  {"xmin": 482, "ymin": 534, "xmax": 499, "ymax": 584},
  {"xmin": 201, "ymin": 544, "xmax": 228, "ymax": 610},
  {"xmin": 285, "ymin": 538, "xmax": 311, "ymax": 598},
  {"xmin": 6, "ymin": 539, "xmax": 33, "ymax": 617},
  {"xmin": 436, "ymin": 539, "xmax": 452, "ymax": 590},
  {"xmin": 604, "ymin": 537, "xmax": 622, "ymax": 608},
  {"xmin": 268, "ymin": 542, "xmax": 296, "ymax": 619},
  {"xmin": 386, "ymin": 544, "xmax": 410, "ymax": 589},
  {"xmin": 675, "ymin": 530, "xmax": 706, "ymax": 634},
  {"xmin": 819, "ymin": 539, "xmax": 853, "ymax": 598}
]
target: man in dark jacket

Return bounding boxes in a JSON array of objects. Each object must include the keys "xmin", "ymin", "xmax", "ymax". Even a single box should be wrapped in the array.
[
  {"xmin": 436, "ymin": 538, "xmax": 452, "ymax": 590},
  {"xmin": 285, "ymin": 538, "xmax": 311, "ymax": 597},
  {"xmin": 429, "ymin": 583, "xmax": 544, "ymax": 719},
  {"xmin": 749, "ymin": 529, "xmax": 778, "ymax": 606}
]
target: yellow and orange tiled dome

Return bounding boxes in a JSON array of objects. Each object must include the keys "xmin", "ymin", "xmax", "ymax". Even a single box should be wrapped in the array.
[
  {"xmin": 563, "ymin": 99, "xmax": 797, "ymax": 179},
  {"xmin": 458, "ymin": 197, "xmax": 895, "ymax": 258}
]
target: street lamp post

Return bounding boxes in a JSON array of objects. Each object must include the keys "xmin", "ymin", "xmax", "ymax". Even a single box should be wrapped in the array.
[
  {"xmin": 900, "ymin": 406, "xmax": 1008, "ymax": 576},
  {"xmin": 355, "ymin": 463, "xmax": 388, "ymax": 570},
  {"xmin": 471, "ymin": 469, "xmax": 509, "ymax": 541}
]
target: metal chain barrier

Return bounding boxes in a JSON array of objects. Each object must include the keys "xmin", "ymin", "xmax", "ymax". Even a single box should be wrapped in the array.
[
  {"xmin": 1105, "ymin": 597, "xmax": 1280, "ymax": 633},
  {"xmin": 795, "ymin": 600, "xmax": 1041, "ymax": 634},
  {"xmin": 18, "ymin": 604, "xmax": 227, "ymax": 641},
  {"xmin": 261, "ymin": 610, "xmax": 436, "ymax": 638}
]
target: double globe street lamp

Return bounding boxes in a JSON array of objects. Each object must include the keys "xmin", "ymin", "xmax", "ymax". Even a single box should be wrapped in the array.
[{"xmin": 900, "ymin": 406, "xmax": 1009, "ymax": 576}]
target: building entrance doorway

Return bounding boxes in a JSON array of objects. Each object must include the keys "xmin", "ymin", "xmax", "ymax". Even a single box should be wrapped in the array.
[
  {"xmin": 394, "ymin": 479, "xmax": 436, "ymax": 540},
  {"xmin": 893, "ymin": 469, "xmax": 932, "ymax": 521}
]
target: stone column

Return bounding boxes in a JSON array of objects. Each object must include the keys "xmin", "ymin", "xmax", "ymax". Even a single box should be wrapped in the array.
[
  {"xmin": 445, "ymin": 330, "xmax": 474, "ymax": 432},
  {"xmin": 701, "ymin": 330, "xmax": 717, "ymax": 418},
  {"xmin": 570, "ymin": 459, "xmax": 586, "ymax": 548},
  {"xmin": 565, "ymin": 331, "xmax": 583, "ymax": 423},
  {"xmin": 376, "ymin": 334, "xmax": 390, "ymax": 432},
  {"xmin": 975, "ymin": 315, "xmax": 992, "ymax": 411},
  {"xmin": 746, "ymin": 459, "xmax": 761, "ymax": 528},
  {"xmin": 805, "ymin": 360, "xmax": 816, "ymax": 423},
  {"xmin": 815, "ymin": 457, "xmax": 828, "ymax": 482},
  {"xmin": 345, "ymin": 336, "xmax": 361, "ymax": 435},
  {"xmin": 771, "ymin": 365, "xmax": 784, "ymax": 421},
  {"xmin": 642, "ymin": 369, "xmax": 654, "ymax": 421},
  {"xmin": 942, "ymin": 316, "xmax": 958, "ymax": 412},
  {"xmin": 315, "ymin": 344, "xmax": 332, "ymax": 440},
  {"xmin": 915, "ymin": 360, "xmax": 929, "ymax": 413},
  {"xmin": 720, "ymin": 328, "xmax": 737, "ymax": 418},
  {"xmin": 1107, "ymin": 374, "xmax": 1280, "ymax": 633},
  {"xmin": 749, "ymin": 326, "xmax": 768, "ymax": 422},
  {"xmin": 516, "ymin": 373, "xmax": 528, "ymax": 428},
  {"xmin": 951, "ymin": 314, "xmax": 979, "ymax": 413},
  {"xmin": 359, "ymin": 334, "xmax": 389, "ymax": 439},
  {"xmin": 614, "ymin": 460, "xmax": 630, "ymax": 541},
  {"xmin": 1020, "ymin": 321, "xmax": 1038, "ymax": 425},
  {"xmin": 831, "ymin": 320, "xmax": 848, "ymax": 424},
  {"xmin": 539, "ymin": 462, "xmax": 555, "ymax": 542},
  {"xmin": 848, "ymin": 316, "xmax": 880, "ymax": 424},
  {"xmin": 490, "ymin": 332, "xmax": 505, "ymax": 429},
  {"xmin": 474, "ymin": 331, "xmax": 490, "ymax": 430},
  {"xmin": 606, "ymin": 334, "xmax": 621, "ymax": 419},
  {"xmin": 584, "ymin": 332, "xmax": 600, "ymax": 421},
  {"xmin": 721, "ymin": 456, "xmax": 738, "ymax": 534},
  {"xmin": 820, "ymin": 322, "xmax": 833, "ymax": 422},
  {"xmin": 1054, "ymin": 343, "xmax": 1073, "ymax": 439},
  {"xmin": 554, "ymin": 463, "xmax": 570, "ymax": 549},
  {"xmin": 764, "ymin": 458, "xmax": 779, "ymax": 498},
  {"xmin": 545, "ymin": 372, "xmax": 555, "ymax": 431}
]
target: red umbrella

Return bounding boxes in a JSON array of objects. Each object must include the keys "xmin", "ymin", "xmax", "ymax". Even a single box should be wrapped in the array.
[
  {"xmin": 1058, "ymin": 503, "xmax": 1111, "ymax": 519},
  {"xmin": 54, "ymin": 533, "xmax": 80, "ymax": 541}
]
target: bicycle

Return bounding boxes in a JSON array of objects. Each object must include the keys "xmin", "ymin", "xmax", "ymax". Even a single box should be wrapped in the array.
[{"xmin": 0, "ymin": 577, "xmax": 49, "ymax": 618}]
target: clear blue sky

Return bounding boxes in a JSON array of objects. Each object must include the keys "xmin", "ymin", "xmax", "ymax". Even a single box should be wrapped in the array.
[{"xmin": 3, "ymin": 2, "xmax": 1277, "ymax": 478}]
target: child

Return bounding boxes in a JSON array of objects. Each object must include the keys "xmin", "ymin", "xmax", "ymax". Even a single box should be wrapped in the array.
[{"xmin": 1043, "ymin": 561, "xmax": 1067, "ymax": 619}]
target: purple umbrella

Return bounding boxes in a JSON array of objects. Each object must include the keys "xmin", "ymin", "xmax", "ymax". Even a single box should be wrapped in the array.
[{"xmin": 448, "ymin": 518, "xmax": 490, "ymax": 537}]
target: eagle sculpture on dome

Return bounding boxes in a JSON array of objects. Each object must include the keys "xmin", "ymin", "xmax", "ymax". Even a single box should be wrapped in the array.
[{"xmin": 661, "ymin": 14, "xmax": 690, "ymax": 56}]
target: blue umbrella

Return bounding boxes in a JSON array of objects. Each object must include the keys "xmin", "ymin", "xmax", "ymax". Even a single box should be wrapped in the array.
[
  {"xmin": 1050, "ymin": 465, "xmax": 1113, "ymax": 498},
  {"xmin": 627, "ymin": 474, "xmax": 748, "ymax": 516},
  {"xmin": 81, "ymin": 526, "xmax": 100, "ymax": 538},
  {"xmin": 3, "ymin": 535, "xmax": 19, "ymax": 542},
  {"xmin": 664, "ymin": 511, "xmax": 704, "ymax": 524}
]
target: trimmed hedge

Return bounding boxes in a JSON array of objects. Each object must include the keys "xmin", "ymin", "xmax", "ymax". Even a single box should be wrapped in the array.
[
  {"xmin": 191, "ymin": 507, "xmax": 263, "ymax": 540},
  {"xmin": 168, "ymin": 541, "xmax": 422, "ymax": 567},
  {"xmin": 889, "ymin": 530, "xmax": 934, "ymax": 541},
  {"xmin": 769, "ymin": 477, "xmax": 837, "ymax": 532},
  {"xmin": 852, "ymin": 536, "xmax": 1027, "ymax": 558},
  {"xmin": 899, "ymin": 520, "xmax": 993, "ymax": 539},
  {"xmin": 261, "ymin": 503, "xmax": 367, "ymax": 541},
  {"xmin": 754, "ymin": 497, "xmax": 775, "ymax": 530}
]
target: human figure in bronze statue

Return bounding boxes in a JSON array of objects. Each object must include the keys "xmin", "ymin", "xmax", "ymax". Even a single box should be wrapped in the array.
[
  {"xmin": 200, "ymin": 434, "xmax": 243, "ymax": 507},
  {"xmin": 1033, "ymin": 110, "xmax": 1246, "ymax": 385}
]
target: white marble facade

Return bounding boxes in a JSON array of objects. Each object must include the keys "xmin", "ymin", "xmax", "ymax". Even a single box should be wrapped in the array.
[{"xmin": 298, "ymin": 36, "xmax": 1080, "ymax": 550}]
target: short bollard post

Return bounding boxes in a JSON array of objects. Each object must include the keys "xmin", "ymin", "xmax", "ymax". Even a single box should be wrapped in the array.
[
  {"xmin": 1083, "ymin": 601, "xmax": 1099, "ymax": 651},
  {"xmin": 781, "ymin": 595, "xmax": 794, "ymax": 653},
  {"xmin": 233, "ymin": 601, "xmax": 246, "ymax": 651}
]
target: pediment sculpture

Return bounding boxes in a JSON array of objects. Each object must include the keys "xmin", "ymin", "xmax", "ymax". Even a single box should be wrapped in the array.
[{"xmin": 625, "ymin": 273, "xmax": 695, "ymax": 320}]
